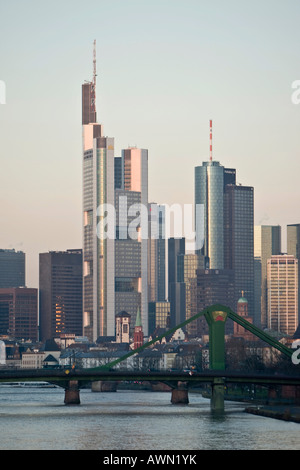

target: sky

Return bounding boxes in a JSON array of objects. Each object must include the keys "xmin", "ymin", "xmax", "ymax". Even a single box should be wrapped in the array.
[{"xmin": 0, "ymin": 0, "xmax": 300, "ymax": 287}]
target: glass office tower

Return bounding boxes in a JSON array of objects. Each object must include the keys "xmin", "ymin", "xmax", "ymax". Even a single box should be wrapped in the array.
[
  {"xmin": 195, "ymin": 161, "xmax": 224, "ymax": 269},
  {"xmin": 224, "ymin": 185, "xmax": 254, "ymax": 319},
  {"xmin": 82, "ymin": 81, "xmax": 115, "ymax": 341},
  {"xmin": 0, "ymin": 249, "xmax": 25, "ymax": 288},
  {"xmin": 121, "ymin": 147, "xmax": 148, "ymax": 335}
]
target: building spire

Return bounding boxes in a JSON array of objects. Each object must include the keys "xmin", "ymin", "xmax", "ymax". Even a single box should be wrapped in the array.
[
  {"xmin": 135, "ymin": 306, "xmax": 142, "ymax": 327},
  {"xmin": 90, "ymin": 40, "xmax": 97, "ymax": 122},
  {"xmin": 209, "ymin": 119, "xmax": 213, "ymax": 161}
]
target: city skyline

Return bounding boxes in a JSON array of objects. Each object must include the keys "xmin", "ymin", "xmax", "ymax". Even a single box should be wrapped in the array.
[{"xmin": 1, "ymin": 1, "xmax": 300, "ymax": 288}]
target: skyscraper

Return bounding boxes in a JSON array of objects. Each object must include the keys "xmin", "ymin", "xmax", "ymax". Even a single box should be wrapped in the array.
[
  {"xmin": 117, "ymin": 146, "xmax": 148, "ymax": 335},
  {"xmin": 0, "ymin": 287, "xmax": 38, "ymax": 341},
  {"xmin": 194, "ymin": 123, "xmax": 254, "ymax": 323},
  {"xmin": 287, "ymin": 223, "xmax": 300, "ymax": 322},
  {"xmin": 224, "ymin": 184, "xmax": 254, "ymax": 318},
  {"xmin": 0, "ymin": 249, "xmax": 25, "ymax": 288},
  {"xmin": 39, "ymin": 250, "xmax": 83, "ymax": 342},
  {"xmin": 177, "ymin": 253, "xmax": 198, "ymax": 336},
  {"xmin": 148, "ymin": 203, "xmax": 166, "ymax": 303},
  {"xmin": 195, "ymin": 161, "xmax": 225, "ymax": 269},
  {"xmin": 82, "ymin": 43, "xmax": 115, "ymax": 341},
  {"xmin": 267, "ymin": 254, "xmax": 298, "ymax": 336},
  {"xmin": 254, "ymin": 225, "xmax": 281, "ymax": 328},
  {"xmin": 168, "ymin": 238, "xmax": 185, "ymax": 328},
  {"xmin": 115, "ymin": 188, "xmax": 143, "ymax": 334}
]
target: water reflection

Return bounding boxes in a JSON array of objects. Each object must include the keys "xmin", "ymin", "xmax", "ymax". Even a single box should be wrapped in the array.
[{"xmin": 0, "ymin": 387, "xmax": 299, "ymax": 450}]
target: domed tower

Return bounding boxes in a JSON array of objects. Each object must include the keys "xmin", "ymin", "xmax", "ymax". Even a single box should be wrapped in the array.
[
  {"xmin": 237, "ymin": 291, "xmax": 248, "ymax": 317},
  {"xmin": 234, "ymin": 292, "xmax": 256, "ymax": 341}
]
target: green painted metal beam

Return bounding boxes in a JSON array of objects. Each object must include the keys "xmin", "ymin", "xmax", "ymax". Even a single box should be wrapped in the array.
[
  {"xmin": 227, "ymin": 308, "xmax": 293, "ymax": 358},
  {"xmin": 93, "ymin": 304, "xmax": 293, "ymax": 371}
]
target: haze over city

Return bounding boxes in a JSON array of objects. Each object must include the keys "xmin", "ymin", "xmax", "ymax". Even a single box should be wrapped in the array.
[{"xmin": 1, "ymin": 0, "xmax": 300, "ymax": 288}]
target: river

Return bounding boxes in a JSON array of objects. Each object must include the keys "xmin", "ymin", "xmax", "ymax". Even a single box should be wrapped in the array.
[{"xmin": 0, "ymin": 385, "xmax": 299, "ymax": 451}]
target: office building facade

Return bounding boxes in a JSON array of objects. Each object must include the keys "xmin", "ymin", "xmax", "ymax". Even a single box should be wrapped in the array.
[
  {"xmin": 177, "ymin": 253, "xmax": 198, "ymax": 336},
  {"xmin": 115, "ymin": 147, "xmax": 148, "ymax": 336},
  {"xmin": 148, "ymin": 301, "xmax": 170, "ymax": 334},
  {"xmin": 195, "ymin": 161, "xmax": 225, "ymax": 269},
  {"xmin": 39, "ymin": 250, "xmax": 83, "ymax": 342},
  {"xmin": 148, "ymin": 203, "xmax": 166, "ymax": 303},
  {"xmin": 0, "ymin": 287, "xmax": 38, "ymax": 341},
  {"xmin": 287, "ymin": 223, "xmax": 300, "ymax": 320},
  {"xmin": 0, "ymin": 249, "xmax": 25, "ymax": 288},
  {"xmin": 254, "ymin": 225, "xmax": 281, "ymax": 328},
  {"xmin": 168, "ymin": 238, "xmax": 185, "ymax": 328},
  {"xmin": 224, "ymin": 184, "xmax": 254, "ymax": 318},
  {"xmin": 115, "ymin": 189, "xmax": 143, "ymax": 334},
  {"xmin": 267, "ymin": 255, "xmax": 298, "ymax": 336}
]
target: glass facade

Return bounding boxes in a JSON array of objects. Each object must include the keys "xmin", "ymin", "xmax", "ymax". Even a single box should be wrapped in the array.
[
  {"xmin": 0, "ymin": 249, "xmax": 25, "ymax": 288},
  {"xmin": 82, "ymin": 124, "xmax": 115, "ymax": 341},
  {"xmin": 195, "ymin": 161, "xmax": 224, "ymax": 269},
  {"xmin": 224, "ymin": 185, "xmax": 254, "ymax": 319},
  {"xmin": 148, "ymin": 203, "xmax": 166, "ymax": 303},
  {"xmin": 39, "ymin": 250, "xmax": 83, "ymax": 342}
]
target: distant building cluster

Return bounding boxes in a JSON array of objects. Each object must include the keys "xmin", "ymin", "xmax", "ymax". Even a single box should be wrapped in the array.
[{"xmin": 0, "ymin": 57, "xmax": 299, "ymax": 370}]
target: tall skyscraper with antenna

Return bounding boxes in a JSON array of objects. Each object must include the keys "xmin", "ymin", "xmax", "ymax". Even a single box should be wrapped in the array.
[
  {"xmin": 194, "ymin": 121, "xmax": 254, "ymax": 321},
  {"xmin": 195, "ymin": 121, "xmax": 234, "ymax": 269},
  {"xmin": 82, "ymin": 41, "xmax": 115, "ymax": 341}
]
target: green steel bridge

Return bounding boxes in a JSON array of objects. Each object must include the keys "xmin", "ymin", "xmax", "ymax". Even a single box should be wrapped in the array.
[{"xmin": 0, "ymin": 304, "xmax": 299, "ymax": 411}]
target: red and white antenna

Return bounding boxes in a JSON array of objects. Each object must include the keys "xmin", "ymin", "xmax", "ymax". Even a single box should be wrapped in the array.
[{"xmin": 209, "ymin": 119, "xmax": 213, "ymax": 161}]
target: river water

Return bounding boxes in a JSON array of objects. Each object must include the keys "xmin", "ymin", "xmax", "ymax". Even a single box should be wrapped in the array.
[{"xmin": 0, "ymin": 385, "xmax": 299, "ymax": 451}]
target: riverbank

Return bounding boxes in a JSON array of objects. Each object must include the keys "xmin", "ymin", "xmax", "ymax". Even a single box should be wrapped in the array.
[{"xmin": 244, "ymin": 405, "xmax": 300, "ymax": 423}]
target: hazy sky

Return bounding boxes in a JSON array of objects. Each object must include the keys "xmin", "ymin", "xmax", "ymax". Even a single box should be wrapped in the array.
[{"xmin": 1, "ymin": 0, "xmax": 300, "ymax": 287}]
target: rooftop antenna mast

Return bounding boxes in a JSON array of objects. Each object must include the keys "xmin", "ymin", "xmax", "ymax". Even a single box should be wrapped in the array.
[
  {"xmin": 90, "ymin": 40, "xmax": 97, "ymax": 121},
  {"xmin": 209, "ymin": 119, "xmax": 213, "ymax": 161},
  {"xmin": 93, "ymin": 39, "xmax": 97, "ymax": 90}
]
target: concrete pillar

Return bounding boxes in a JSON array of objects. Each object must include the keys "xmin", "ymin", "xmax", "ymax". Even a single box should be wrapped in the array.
[
  {"xmin": 91, "ymin": 381, "xmax": 117, "ymax": 392},
  {"xmin": 171, "ymin": 382, "xmax": 189, "ymax": 404},
  {"xmin": 211, "ymin": 378, "xmax": 224, "ymax": 412},
  {"xmin": 64, "ymin": 380, "xmax": 80, "ymax": 405}
]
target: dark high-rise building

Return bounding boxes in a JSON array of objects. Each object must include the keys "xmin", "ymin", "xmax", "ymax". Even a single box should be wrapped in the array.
[
  {"xmin": 224, "ymin": 184, "xmax": 254, "ymax": 318},
  {"xmin": 114, "ymin": 156, "xmax": 123, "ymax": 190},
  {"xmin": 0, "ymin": 249, "xmax": 25, "ymax": 288},
  {"xmin": 148, "ymin": 203, "xmax": 166, "ymax": 303},
  {"xmin": 196, "ymin": 268, "xmax": 235, "ymax": 335},
  {"xmin": 39, "ymin": 250, "xmax": 83, "ymax": 342},
  {"xmin": 0, "ymin": 287, "xmax": 38, "ymax": 340},
  {"xmin": 168, "ymin": 238, "xmax": 185, "ymax": 328},
  {"xmin": 168, "ymin": 238, "xmax": 185, "ymax": 285},
  {"xmin": 169, "ymin": 282, "xmax": 186, "ymax": 328}
]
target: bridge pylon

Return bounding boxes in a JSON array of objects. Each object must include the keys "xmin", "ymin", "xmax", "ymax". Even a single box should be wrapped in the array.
[{"xmin": 204, "ymin": 307, "xmax": 228, "ymax": 411}]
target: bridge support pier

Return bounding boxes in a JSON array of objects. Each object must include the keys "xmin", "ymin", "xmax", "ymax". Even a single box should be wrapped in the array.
[
  {"xmin": 91, "ymin": 381, "xmax": 117, "ymax": 392},
  {"xmin": 171, "ymin": 382, "xmax": 189, "ymax": 404},
  {"xmin": 64, "ymin": 380, "xmax": 80, "ymax": 405},
  {"xmin": 211, "ymin": 378, "xmax": 225, "ymax": 412}
]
